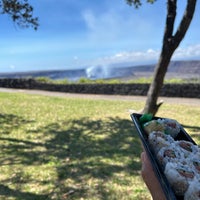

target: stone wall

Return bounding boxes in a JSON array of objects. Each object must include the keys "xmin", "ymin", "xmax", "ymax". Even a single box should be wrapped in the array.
[{"xmin": 0, "ymin": 78, "xmax": 199, "ymax": 98}]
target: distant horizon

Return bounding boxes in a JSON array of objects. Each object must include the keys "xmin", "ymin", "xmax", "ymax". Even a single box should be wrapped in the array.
[{"xmin": 0, "ymin": 59, "xmax": 200, "ymax": 74}]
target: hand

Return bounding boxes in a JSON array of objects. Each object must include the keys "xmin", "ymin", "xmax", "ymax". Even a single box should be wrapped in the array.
[{"xmin": 141, "ymin": 151, "xmax": 166, "ymax": 200}]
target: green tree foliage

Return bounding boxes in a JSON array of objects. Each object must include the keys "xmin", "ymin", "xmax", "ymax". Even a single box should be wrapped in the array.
[
  {"xmin": 126, "ymin": 0, "xmax": 156, "ymax": 8},
  {"xmin": 0, "ymin": 0, "xmax": 38, "ymax": 30}
]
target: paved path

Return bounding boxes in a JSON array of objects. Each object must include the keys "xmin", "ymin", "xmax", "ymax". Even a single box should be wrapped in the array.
[{"xmin": 0, "ymin": 87, "xmax": 199, "ymax": 106}]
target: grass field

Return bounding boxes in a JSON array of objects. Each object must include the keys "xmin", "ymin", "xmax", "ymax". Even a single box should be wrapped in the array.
[
  {"xmin": 0, "ymin": 92, "xmax": 199, "ymax": 200},
  {"xmin": 35, "ymin": 76, "xmax": 200, "ymax": 84}
]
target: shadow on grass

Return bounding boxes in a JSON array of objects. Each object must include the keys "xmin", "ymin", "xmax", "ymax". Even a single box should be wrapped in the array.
[
  {"xmin": 0, "ymin": 184, "xmax": 48, "ymax": 200},
  {"xmin": 0, "ymin": 113, "xmax": 34, "ymax": 135},
  {"xmin": 182, "ymin": 124, "xmax": 200, "ymax": 142},
  {"xmin": 0, "ymin": 114, "xmax": 144, "ymax": 199},
  {"xmin": 0, "ymin": 112, "xmax": 200, "ymax": 199},
  {"xmin": 45, "ymin": 117, "xmax": 142, "ymax": 199}
]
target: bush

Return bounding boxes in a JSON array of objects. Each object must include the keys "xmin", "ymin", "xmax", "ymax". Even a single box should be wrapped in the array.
[{"xmin": 35, "ymin": 77, "xmax": 53, "ymax": 83}]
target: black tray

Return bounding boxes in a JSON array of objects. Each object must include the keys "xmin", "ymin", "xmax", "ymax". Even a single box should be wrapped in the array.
[{"xmin": 130, "ymin": 113, "xmax": 196, "ymax": 200}]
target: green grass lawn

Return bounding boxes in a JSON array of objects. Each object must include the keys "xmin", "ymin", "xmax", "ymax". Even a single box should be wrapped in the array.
[{"xmin": 0, "ymin": 92, "xmax": 199, "ymax": 200}]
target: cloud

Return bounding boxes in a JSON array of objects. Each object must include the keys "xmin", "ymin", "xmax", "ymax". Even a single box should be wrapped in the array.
[
  {"xmin": 90, "ymin": 48, "xmax": 160, "ymax": 66},
  {"xmin": 81, "ymin": 8, "xmax": 154, "ymax": 44},
  {"xmin": 82, "ymin": 9, "xmax": 121, "ymax": 42},
  {"xmin": 9, "ymin": 65, "xmax": 16, "ymax": 69},
  {"xmin": 110, "ymin": 49, "xmax": 159, "ymax": 63},
  {"xmin": 86, "ymin": 44, "xmax": 200, "ymax": 67},
  {"xmin": 173, "ymin": 44, "xmax": 200, "ymax": 59}
]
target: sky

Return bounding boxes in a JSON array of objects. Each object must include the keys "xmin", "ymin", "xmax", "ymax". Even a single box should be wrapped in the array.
[{"xmin": 0, "ymin": 0, "xmax": 200, "ymax": 72}]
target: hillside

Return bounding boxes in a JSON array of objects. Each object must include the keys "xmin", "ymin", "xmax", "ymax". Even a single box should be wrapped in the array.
[
  {"xmin": 0, "ymin": 60, "xmax": 199, "ymax": 81},
  {"xmin": 111, "ymin": 60, "xmax": 200, "ymax": 80},
  {"xmin": 0, "ymin": 69, "xmax": 87, "ymax": 81}
]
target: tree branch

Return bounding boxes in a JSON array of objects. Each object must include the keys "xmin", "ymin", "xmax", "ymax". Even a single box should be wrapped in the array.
[
  {"xmin": 0, "ymin": 0, "xmax": 38, "ymax": 30},
  {"xmin": 163, "ymin": 0, "xmax": 177, "ymax": 45},
  {"xmin": 173, "ymin": 0, "xmax": 197, "ymax": 49}
]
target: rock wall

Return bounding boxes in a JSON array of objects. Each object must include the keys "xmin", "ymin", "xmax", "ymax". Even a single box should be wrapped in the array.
[{"xmin": 0, "ymin": 78, "xmax": 199, "ymax": 98}]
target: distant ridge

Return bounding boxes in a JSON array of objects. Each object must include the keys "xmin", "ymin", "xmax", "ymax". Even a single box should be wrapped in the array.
[
  {"xmin": 112, "ymin": 60, "xmax": 200, "ymax": 80},
  {"xmin": 115, "ymin": 60, "xmax": 200, "ymax": 73},
  {"xmin": 0, "ymin": 60, "xmax": 199, "ymax": 80},
  {"xmin": 0, "ymin": 68, "xmax": 87, "ymax": 81}
]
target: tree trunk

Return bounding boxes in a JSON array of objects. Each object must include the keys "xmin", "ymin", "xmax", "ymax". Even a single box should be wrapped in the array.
[
  {"xmin": 143, "ymin": 48, "xmax": 174, "ymax": 115},
  {"xmin": 143, "ymin": 0, "xmax": 197, "ymax": 116}
]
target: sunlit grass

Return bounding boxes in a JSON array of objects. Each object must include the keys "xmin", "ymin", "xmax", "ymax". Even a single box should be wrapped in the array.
[
  {"xmin": 0, "ymin": 92, "xmax": 199, "ymax": 200},
  {"xmin": 35, "ymin": 76, "xmax": 200, "ymax": 84}
]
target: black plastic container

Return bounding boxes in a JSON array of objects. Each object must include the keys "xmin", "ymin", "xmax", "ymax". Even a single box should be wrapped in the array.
[{"xmin": 130, "ymin": 113, "xmax": 197, "ymax": 200}]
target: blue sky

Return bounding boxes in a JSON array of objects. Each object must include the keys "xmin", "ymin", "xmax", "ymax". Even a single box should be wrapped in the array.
[{"xmin": 0, "ymin": 0, "xmax": 200, "ymax": 72}]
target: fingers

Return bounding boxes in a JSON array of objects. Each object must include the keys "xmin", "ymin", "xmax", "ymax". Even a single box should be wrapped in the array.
[
  {"xmin": 140, "ymin": 151, "xmax": 166, "ymax": 200},
  {"xmin": 141, "ymin": 151, "xmax": 154, "ymax": 182}
]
